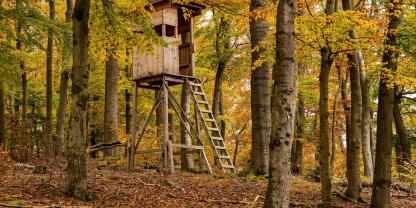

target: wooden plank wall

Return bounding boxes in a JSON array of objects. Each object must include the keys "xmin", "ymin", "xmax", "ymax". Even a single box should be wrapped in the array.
[{"xmin": 133, "ymin": 37, "xmax": 179, "ymax": 80}]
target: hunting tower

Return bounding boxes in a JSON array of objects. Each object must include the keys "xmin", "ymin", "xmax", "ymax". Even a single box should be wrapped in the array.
[{"xmin": 128, "ymin": 0, "xmax": 236, "ymax": 174}]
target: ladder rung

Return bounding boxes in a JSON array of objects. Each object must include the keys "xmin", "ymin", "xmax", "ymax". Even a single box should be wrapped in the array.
[
  {"xmin": 189, "ymin": 82, "xmax": 202, "ymax": 87},
  {"xmin": 211, "ymin": 136, "xmax": 223, "ymax": 140},
  {"xmin": 193, "ymin": 91, "xmax": 205, "ymax": 96},
  {"xmin": 196, "ymin": 100, "xmax": 208, "ymax": 104},
  {"xmin": 218, "ymin": 155, "xmax": 230, "ymax": 159},
  {"xmin": 221, "ymin": 165, "xmax": 235, "ymax": 169},
  {"xmin": 200, "ymin": 109, "xmax": 212, "ymax": 114},
  {"xmin": 215, "ymin": 146, "xmax": 226, "ymax": 150},
  {"xmin": 207, "ymin": 127, "xmax": 220, "ymax": 132},
  {"xmin": 204, "ymin": 118, "xmax": 216, "ymax": 122}
]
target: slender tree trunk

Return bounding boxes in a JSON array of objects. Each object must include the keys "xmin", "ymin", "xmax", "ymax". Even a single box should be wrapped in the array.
[
  {"xmin": 371, "ymin": 0, "xmax": 402, "ymax": 206},
  {"xmin": 16, "ymin": 0, "xmax": 26, "ymax": 127},
  {"xmin": 393, "ymin": 90, "xmax": 411, "ymax": 164},
  {"xmin": 370, "ymin": 111, "xmax": 375, "ymax": 166},
  {"xmin": 56, "ymin": 0, "xmax": 73, "ymax": 156},
  {"xmin": 66, "ymin": 0, "xmax": 90, "ymax": 200},
  {"xmin": 249, "ymin": 0, "xmax": 271, "ymax": 176},
  {"xmin": 319, "ymin": 2, "xmax": 335, "ymax": 206},
  {"xmin": 103, "ymin": 49, "xmax": 119, "ymax": 157},
  {"xmin": 264, "ymin": 0, "xmax": 297, "ymax": 206},
  {"xmin": 46, "ymin": 0, "xmax": 56, "ymax": 156},
  {"xmin": 342, "ymin": 0, "xmax": 362, "ymax": 199},
  {"xmin": 0, "ymin": 80, "xmax": 5, "ymax": 148},
  {"xmin": 212, "ymin": 16, "xmax": 230, "ymax": 135},
  {"xmin": 180, "ymin": 81, "xmax": 194, "ymax": 171},
  {"xmin": 337, "ymin": 65, "xmax": 349, "ymax": 153},
  {"xmin": 292, "ymin": 95, "xmax": 305, "ymax": 175},
  {"xmin": 330, "ymin": 93, "xmax": 338, "ymax": 177},
  {"xmin": 319, "ymin": 47, "xmax": 333, "ymax": 208},
  {"xmin": 125, "ymin": 50, "xmax": 131, "ymax": 135},
  {"xmin": 360, "ymin": 55, "xmax": 373, "ymax": 177}
]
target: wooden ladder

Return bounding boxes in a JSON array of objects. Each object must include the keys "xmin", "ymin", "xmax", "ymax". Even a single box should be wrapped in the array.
[{"xmin": 187, "ymin": 79, "xmax": 236, "ymax": 172}]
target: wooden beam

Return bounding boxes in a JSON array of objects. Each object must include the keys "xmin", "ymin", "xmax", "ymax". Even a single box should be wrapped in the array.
[
  {"xmin": 128, "ymin": 82, "xmax": 138, "ymax": 171},
  {"xmin": 172, "ymin": 143, "xmax": 204, "ymax": 150}
]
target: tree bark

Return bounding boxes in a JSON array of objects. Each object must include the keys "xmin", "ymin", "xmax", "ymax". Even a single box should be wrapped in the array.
[
  {"xmin": 292, "ymin": 94, "xmax": 305, "ymax": 175},
  {"xmin": 337, "ymin": 64, "xmax": 349, "ymax": 153},
  {"xmin": 124, "ymin": 50, "xmax": 131, "ymax": 135},
  {"xmin": 16, "ymin": 0, "xmax": 27, "ymax": 127},
  {"xmin": 342, "ymin": 0, "xmax": 362, "ymax": 200},
  {"xmin": 180, "ymin": 81, "xmax": 194, "ymax": 171},
  {"xmin": 45, "ymin": 0, "xmax": 56, "ymax": 156},
  {"xmin": 56, "ymin": 0, "xmax": 73, "ymax": 156},
  {"xmin": 319, "ymin": 47, "xmax": 333, "ymax": 208},
  {"xmin": 370, "ymin": 0, "xmax": 402, "ymax": 206},
  {"xmin": 393, "ymin": 90, "xmax": 411, "ymax": 164},
  {"xmin": 0, "ymin": 80, "xmax": 5, "ymax": 148},
  {"xmin": 212, "ymin": 16, "xmax": 230, "ymax": 136},
  {"xmin": 330, "ymin": 93, "xmax": 338, "ymax": 177},
  {"xmin": 359, "ymin": 54, "xmax": 373, "ymax": 177},
  {"xmin": 66, "ymin": 0, "xmax": 90, "ymax": 200},
  {"xmin": 249, "ymin": 0, "xmax": 271, "ymax": 176},
  {"xmin": 264, "ymin": 0, "xmax": 297, "ymax": 206},
  {"xmin": 319, "ymin": 1, "xmax": 335, "ymax": 206},
  {"xmin": 103, "ymin": 48, "xmax": 119, "ymax": 157}
]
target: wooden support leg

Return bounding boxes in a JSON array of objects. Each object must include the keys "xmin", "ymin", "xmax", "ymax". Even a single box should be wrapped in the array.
[
  {"xmin": 195, "ymin": 103, "xmax": 204, "ymax": 171},
  {"xmin": 163, "ymin": 81, "xmax": 174, "ymax": 174},
  {"xmin": 128, "ymin": 82, "xmax": 138, "ymax": 171}
]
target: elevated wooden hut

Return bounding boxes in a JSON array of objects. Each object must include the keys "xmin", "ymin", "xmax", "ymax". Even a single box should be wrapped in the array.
[
  {"xmin": 129, "ymin": 0, "xmax": 236, "ymax": 174},
  {"xmin": 133, "ymin": 0, "xmax": 205, "ymax": 82}
]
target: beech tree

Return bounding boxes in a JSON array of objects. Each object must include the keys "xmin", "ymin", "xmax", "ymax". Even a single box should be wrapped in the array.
[
  {"xmin": 249, "ymin": 0, "xmax": 271, "ymax": 176},
  {"xmin": 264, "ymin": 0, "xmax": 297, "ymax": 206},
  {"xmin": 56, "ymin": 0, "xmax": 73, "ymax": 156},
  {"xmin": 371, "ymin": 0, "xmax": 404, "ymax": 206},
  {"xmin": 66, "ymin": 0, "xmax": 90, "ymax": 200}
]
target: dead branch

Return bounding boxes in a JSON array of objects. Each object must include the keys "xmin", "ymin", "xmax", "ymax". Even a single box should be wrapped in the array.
[{"xmin": 14, "ymin": 163, "xmax": 35, "ymax": 169}]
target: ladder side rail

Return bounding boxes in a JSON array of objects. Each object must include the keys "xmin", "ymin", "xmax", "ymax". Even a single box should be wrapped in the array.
[{"xmin": 187, "ymin": 81, "xmax": 225, "ymax": 169}]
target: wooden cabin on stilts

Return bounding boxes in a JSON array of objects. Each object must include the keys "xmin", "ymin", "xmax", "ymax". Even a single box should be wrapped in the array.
[{"xmin": 127, "ymin": 0, "xmax": 235, "ymax": 174}]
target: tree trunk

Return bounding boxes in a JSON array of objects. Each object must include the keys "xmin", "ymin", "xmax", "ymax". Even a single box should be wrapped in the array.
[
  {"xmin": 319, "ymin": 2, "xmax": 336, "ymax": 206},
  {"xmin": 370, "ymin": 0, "xmax": 402, "ymax": 206},
  {"xmin": 330, "ymin": 93, "xmax": 338, "ymax": 177},
  {"xmin": 393, "ymin": 90, "xmax": 411, "ymax": 164},
  {"xmin": 212, "ymin": 16, "xmax": 230, "ymax": 135},
  {"xmin": 180, "ymin": 81, "xmax": 194, "ymax": 171},
  {"xmin": 103, "ymin": 49, "xmax": 119, "ymax": 157},
  {"xmin": 46, "ymin": 0, "xmax": 56, "ymax": 156},
  {"xmin": 56, "ymin": 0, "xmax": 73, "ymax": 156},
  {"xmin": 342, "ymin": 0, "xmax": 362, "ymax": 199},
  {"xmin": 264, "ymin": 0, "xmax": 297, "ymax": 206},
  {"xmin": 124, "ymin": 50, "xmax": 131, "ymax": 135},
  {"xmin": 319, "ymin": 47, "xmax": 333, "ymax": 208},
  {"xmin": 360, "ymin": 54, "xmax": 373, "ymax": 177},
  {"xmin": 292, "ymin": 95, "xmax": 305, "ymax": 175},
  {"xmin": 249, "ymin": 0, "xmax": 271, "ymax": 176},
  {"xmin": 16, "ymin": 0, "xmax": 27, "ymax": 129},
  {"xmin": 337, "ymin": 64, "xmax": 349, "ymax": 153},
  {"xmin": 66, "ymin": 0, "xmax": 90, "ymax": 200},
  {"xmin": 0, "ymin": 80, "xmax": 5, "ymax": 148}
]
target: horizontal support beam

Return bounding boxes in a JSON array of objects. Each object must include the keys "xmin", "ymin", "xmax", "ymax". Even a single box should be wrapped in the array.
[{"xmin": 172, "ymin": 143, "xmax": 204, "ymax": 150}]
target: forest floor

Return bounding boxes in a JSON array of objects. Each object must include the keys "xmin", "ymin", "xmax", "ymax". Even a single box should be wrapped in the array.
[{"xmin": 0, "ymin": 155, "xmax": 415, "ymax": 208}]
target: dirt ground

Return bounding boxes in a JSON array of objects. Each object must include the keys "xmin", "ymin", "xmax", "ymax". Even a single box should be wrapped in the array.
[{"xmin": 0, "ymin": 156, "xmax": 415, "ymax": 208}]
